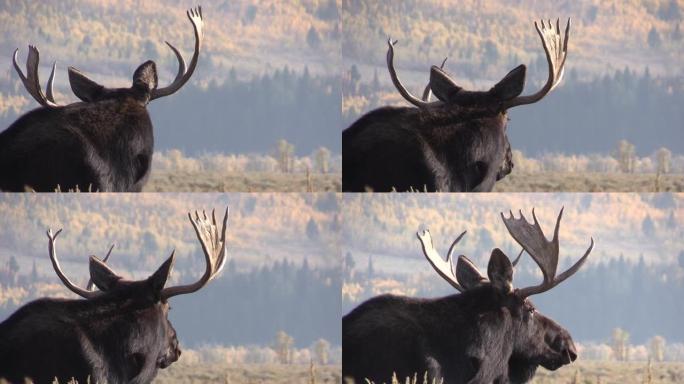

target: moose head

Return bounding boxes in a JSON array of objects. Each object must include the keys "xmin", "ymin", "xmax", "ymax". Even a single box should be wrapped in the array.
[
  {"xmin": 342, "ymin": 19, "xmax": 570, "ymax": 192},
  {"xmin": 416, "ymin": 208, "xmax": 593, "ymax": 382},
  {"xmin": 342, "ymin": 208, "xmax": 593, "ymax": 384},
  {"xmin": 0, "ymin": 207, "xmax": 228, "ymax": 384},
  {"xmin": 0, "ymin": 7, "xmax": 204, "ymax": 192}
]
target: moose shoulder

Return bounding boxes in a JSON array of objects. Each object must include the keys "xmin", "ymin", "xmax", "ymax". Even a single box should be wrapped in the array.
[
  {"xmin": 0, "ymin": 208, "xmax": 228, "ymax": 384},
  {"xmin": 342, "ymin": 208, "xmax": 594, "ymax": 384},
  {"xmin": 0, "ymin": 7, "xmax": 204, "ymax": 192},
  {"xmin": 343, "ymin": 19, "xmax": 570, "ymax": 192}
]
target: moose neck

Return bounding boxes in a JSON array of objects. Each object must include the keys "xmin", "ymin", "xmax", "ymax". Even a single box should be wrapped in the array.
[
  {"xmin": 413, "ymin": 107, "xmax": 509, "ymax": 192},
  {"xmin": 64, "ymin": 98, "xmax": 154, "ymax": 191},
  {"xmin": 67, "ymin": 294, "xmax": 168, "ymax": 383}
]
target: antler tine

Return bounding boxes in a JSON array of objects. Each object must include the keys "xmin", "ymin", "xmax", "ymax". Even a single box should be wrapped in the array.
[
  {"xmin": 150, "ymin": 6, "xmax": 204, "ymax": 101},
  {"xmin": 445, "ymin": 229, "xmax": 466, "ymax": 262},
  {"xmin": 161, "ymin": 206, "xmax": 228, "ymax": 300},
  {"xmin": 501, "ymin": 208, "xmax": 559, "ymax": 285},
  {"xmin": 417, "ymin": 229, "xmax": 465, "ymax": 292},
  {"xmin": 12, "ymin": 46, "xmax": 60, "ymax": 108},
  {"xmin": 387, "ymin": 38, "xmax": 442, "ymax": 109},
  {"xmin": 46, "ymin": 229, "xmax": 99, "ymax": 299},
  {"xmin": 46, "ymin": 61, "xmax": 57, "ymax": 103},
  {"xmin": 422, "ymin": 56, "xmax": 448, "ymax": 101},
  {"xmin": 550, "ymin": 236, "xmax": 593, "ymax": 284},
  {"xmin": 86, "ymin": 243, "xmax": 115, "ymax": 291},
  {"xmin": 502, "ymin": 208, "xmax": 593, "ymax": 298},
  {"xmin": 421, "ymin": 84, "xmax": 431, "ymax": 102},
  {"xmin": 511, "ymin": 248, "xmax": 524, "ymax": 267},
  {"xmin": 517, "ymin": 236, "xmax": 594, "ymax": 297},
  {"xmin": 503, "ymin": 17, "xmax": 570, "ymax": 109}
]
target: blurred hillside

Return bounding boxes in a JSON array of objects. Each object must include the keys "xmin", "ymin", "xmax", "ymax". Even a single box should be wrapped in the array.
[
  {"xmin": 0, "ymin": 0, "xmax": 339, "ymax": 82},
  {"xmin": 0, "ymin": 193, "xmax": 340, "ymax": 275},
  {"xmin": 1, "ymin": 64, "xmax": 342, "ymax": 156},
  {"xmin": 0, "ymin": 193, "xmax": 342, "ymax": 346},
  {"xmin": 341, "ymin": 0, "xmax": 684, "ymax": 156},
  {"xmin": 341, "ymin": 193, "xmax": 684, "ymax": 344},
  {"xmin": 341, "ymin": 193, "xmax": 682, "ymax": 269},
  {"xmin": 0, "ymin": 1, "xmax": 342, "ymax": 155},
  {"xmin": 342, "ymin": 0, "xmax": 684, "ymax": 79}
]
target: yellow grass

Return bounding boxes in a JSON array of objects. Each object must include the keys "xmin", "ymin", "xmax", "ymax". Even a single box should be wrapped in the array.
[
  {"xmin": 493, "ymin": 172, "xmax": 684, "ymax": 192},
  {"xmin": 531, "ymin": 361, "xmax": 684, "ymax": 384},
  {"xmin": 343, "ymin": 361, "xmax": 684, "ymax": 384},
  {"xmin": 153, "ymin": 362, "xmax": 341, "ymax": 384},
  {"xmin": 143, "ymin": 171, "xmax": 341, "ymax": 192}
]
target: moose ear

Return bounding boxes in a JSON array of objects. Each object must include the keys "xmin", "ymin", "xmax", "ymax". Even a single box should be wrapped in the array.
[
  {"xmin": 148, "ymin": 252, "xmax": 175, "ymax": 294},
  {"xmin": 68, "ymin": 67, "xmax": 105, "ymax": 102},
  {"xmin": 89, "ymin": 255, "xmax": 121, "ymax": 291},
  {"xmin": 456, "ymin": 255, "xmax": 487, "ymax": 290},
  {"xmin": 489, "ymin": 64, "xmax": 526, "ymax": 101},
  {"xmin": 429, "ymin": 66, "xmax": 462, "ymax": 102},
  {"xmin": 132, "ymin": 60, "xmax": 158, "ymax": 92},
  {"xmin": 487, "ymin": 248, "xmax": 513, "ymax": 293}
]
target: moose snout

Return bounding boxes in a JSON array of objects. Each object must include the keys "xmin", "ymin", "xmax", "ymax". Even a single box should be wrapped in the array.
[
  {"xmin": 157, "ymin": 342, "xmax": 181, "ymax": 369},
  {"xmin": 172, "ymin": 342, "xmax": 182, "ymax": 362},
  {"xmin": 552, "ymin": 334, "xmax": 577, "ymax": 364},
  {"xmin": 564, "ymin": 341, "xmax": 578, "ymax": 363}
]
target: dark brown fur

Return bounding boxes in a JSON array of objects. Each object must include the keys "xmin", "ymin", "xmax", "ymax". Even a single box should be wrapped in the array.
[
  {"xmin": 0, "ymin": 258, "xmax": 180, "ymax": 384},
  {"xmin": 0, "ymin": 62, "xmax": 156, "ymax": 192},
  {"xmin": 343, "ymin": 249, "xmax": 577, "ymax": 384},
  {"xmin": 342, "ymin": 65, "xmax": 526, "ymax": 192}
]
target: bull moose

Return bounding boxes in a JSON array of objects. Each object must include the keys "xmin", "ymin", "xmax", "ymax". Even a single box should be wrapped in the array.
[
  {"xmin": 0, "ymin": 6, "xmax": 204, "ymax": 192},
  {"xmin": 0, "ymin": 207, "xmax": 228, "ymax": 384},
  {"xmin": 342, "ymin": 19, "xmax": 571, "ymax": 192},
  {"xmin": 343, "ymin": 208, "xmax": 594, "ymax": 384}
]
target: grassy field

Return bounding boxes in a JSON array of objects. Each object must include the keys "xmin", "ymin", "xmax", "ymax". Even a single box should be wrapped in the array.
[
  {"xmin": 153, "ymin": 363, "xmax": 341, "ymax": 384},
  {"xmin": 493, "ymin": 172, "xmax": 684, "ymax": 192},
  {"xmin": 144, "ymin": 171, "xmax": 341, "ymax": 192},
  {"xmin": 530, "ymin": 361, "xmax": 684, "ymax": 384},
  {"xmin": 347, "ymin": 361, "xmax": 684, "ymax": 384},
  {"xmin": 142, "ymin": 171, "xmax": 684, "ymax": 192}
]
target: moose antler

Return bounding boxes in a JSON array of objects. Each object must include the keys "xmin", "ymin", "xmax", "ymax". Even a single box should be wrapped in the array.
[
  {"xmin": 503, "ymin": 18, "xmax": 570, "ymax": 109},
  {"xmin": 13, "ymin": 46, "xmax": 60, "ymax": 108},
  {"xmin": 417, "ymin": 229, "xmax": 488, "ymax": 291},
  {"xmin": 161, "ymin": 207, "xmax": 228, "ymax": 299},
  {"xmin": 387, "ymin": 39, "xmax": 443, "ymax": 108},
  {"xmin": 501, "ymin": 208, "xmax": 593, "ymax": 297},
  {"xmin": 46, "ymin": 229, "xmax": 100, "ymax": 299},
  {"xmin": 150, "ymin": 6, "xmax": 204, "ymax": 100}
]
